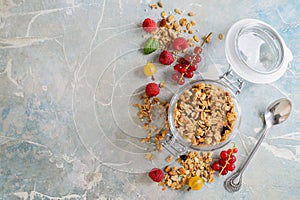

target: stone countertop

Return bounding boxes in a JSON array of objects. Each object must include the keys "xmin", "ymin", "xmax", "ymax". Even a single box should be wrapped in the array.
[{"xmin": 0, "ymin": 0, "xmax": 299, "ymax": 199}]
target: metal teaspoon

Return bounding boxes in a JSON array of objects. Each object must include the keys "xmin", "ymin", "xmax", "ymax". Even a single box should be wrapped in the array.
[{"xmin": 224, "ymin": 98, "xmax": 292, "ymax": 192}]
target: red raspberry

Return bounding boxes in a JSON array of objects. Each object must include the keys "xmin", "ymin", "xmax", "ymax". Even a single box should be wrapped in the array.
[
  {"xmin": 145, "ymin": 83, "xmax": 160, "ymax": 97},
  {"xmin": 142, "ymin": 18, "xmax": 157, "ymax": 33},
  {"xmin": 148, "ymin": 168, "xmax": 164, "ymax": 182},
  {"xmin": 172, "ymin": 37, "xmax": 188, "ymax": 51},
  {"xmin": 159, "ymin": 51, "xmax": 174, "ymax": 65}
]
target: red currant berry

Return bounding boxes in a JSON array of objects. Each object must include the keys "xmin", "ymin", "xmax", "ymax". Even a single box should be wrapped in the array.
[
  {"xmin": 177, "ymin": 57, "xmax": 189, "ymax": 66},
  {"xmin": 221, "ymin": 168, "xmax": 228, "ymax": 175},
  {"xmin": 233, "ymin": 147, "xmax": 238, "ymax": 153},
  {"xmin": 220, "ymin": 150, "xmax": 228, "ymax": 160},
  {"xmin": 173, "ymin": 64, "xmax": 183, "ymax": 72},
  {"xmin": 177, "ymin": 78, "xmax": 185, "ymax": 85},
  {"xmin": 189, "ymin": 65, "xmax": 197, "ymax": 71},
  {"xmin": 171, "ymin": 73, "xmax": 181, "ymax": 81},
  {"xmin": 219, "ymin": 158, "xmax": 227, "ymax": 166},
  {"xmin": 184, "ymin": 71, "xmax": 194, "ymax": 78},
  {"xmin": 193, "ymin": 55, "xmax": 201, "ymax": 64},
  {"xmin": 226, "ymin": 163, "xmax": 236, "ymax": 171},
  {"xmin": 212, "ymin": 162, "xmax": 221, "ymax": 171},
  {"xmin": 194, "ymin": 46, "xmax": 202, "ymax": 54},
  {"xmin": 179, "ymin": 67, "xmax": 187, "ymax": 74},
  {"xmin": 183, "ymin": 54, "xmax": 193, "ymax": 62},
  {"xmin": 228, "ymin": 155, "xmax": 236, "ymax": 163},
  {"xmin": 227, "ymin": 149, "xmax": 232, "ymax": 154}
]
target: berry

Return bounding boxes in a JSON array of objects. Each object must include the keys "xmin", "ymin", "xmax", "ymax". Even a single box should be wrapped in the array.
[
  {"xmin": 193, "ymin": 55, "xmax": 201, "ymax": 64},
  {"xmin": 227, "ymin": 147, "xmax": 238, "ymax": 154},
  {"xmin": 194, "ymin": 46, "xmax": 202, "ymax": 54},
  {"xmin": 145, "ymin": 82, "xmax": 160, "ymax": 97},
  {"xmin": 159, "ymin": 51, "xmax": 174, "ymax": 65},
  {"xmin": 148, "ymin": 168, "xmax": 165, "ymax": 182},
  {"xmin": 216, "ymin": 145, "xmax": 238, "ymax": 176},
  {"xmin": 184, "ymin": 71, "xmax": 194, "ymax": 78},
  {"xmin": 228, "ymin": 155, "xmax": 236, "ymax": 163},
  {"xmin": 172, "ymin": 72, "xmax": 181, "ymax": 81},
  {"xmin": 159, "ymin": 19, "xmax": 167, "ymax": 27},
  {"xmin": 180, "ymin": 154, "xmax": 188, "ymax": 161},
  {"xmin": 226, "ymin": 163, "xmax": 236, "ymax": 171},
  {"xmin": 189, "ymin": 65, "xmax": 197, "ymax": 71},
  {"xmin": 188, "ymin": 176, "xmax": 204, "ymax": 190},
  {"xmin": 179, "ymin": 67, "xmax": 187, "ymax": 74},
  {"xmin": 173, "ymin": 64, "xmax": 183, "ymax": 72},
  {"xmin": 177, "ymin": 57, "xmax": 189, "ymax": 66},
  {"xmin": 183, "ymin": 54, "xmax": 193, "ymax": 62},
  {"xmin": 177, "ymin": 78, "xmax": 185, "ymax": 85},
  {"xmin": 212, "ymin": 161, "xmax": 221, "ymax": 171},
  {"xmin": 220, "ymin": 150, "xmax": 229, "ymax": 160},
  {"xmin": 233, "ymin": 147, "xmax": 238, "ymax": 153},
  {"xmin": 142, "ymin": 18, "xmax": 157, "ymax": 33},
  {"xmin": 219, "ymin": 158, "xmax": 227, "ymax": 167},
  {"xmin": 143, "ymin": 62, "xmax": 156, "ymax": 76},
  {"xmin": 221, "ymin": 168, "xmax": 228, "ymax": 175},
  {"xmin": 172, "ymin": 37, "xmax": 188, "ymax": 51}
]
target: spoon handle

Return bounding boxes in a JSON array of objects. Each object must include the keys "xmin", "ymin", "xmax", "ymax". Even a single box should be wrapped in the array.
[
  {"xmin": 224, "ymin": 125, "xmax": 270, "ymax": 192},
  {"xmin": 239, "ymin": 125, "xmax": 269, "ymax": 174}
]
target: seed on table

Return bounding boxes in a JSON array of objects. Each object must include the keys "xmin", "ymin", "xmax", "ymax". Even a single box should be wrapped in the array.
[
  {"xmin": 186, "ymin": 23, "xmax": 192, "ymax": 31},
  {"xmin": 174, "ymin": 8, "xmax": 182, "ymax": 14},
  {"xmin": 166, "ymin": 155, "xmax": 173, "ymax": 162},
  {"xmin": 167, "ymin": 14, "xmax": 175, "ymax": 23},
  {"xmin": 193, "ymin": 35, "xmax": 200, "ymax": 42},
  {"xmin": 219, "ymin": 33, "xmax": 225, "ymax": 40},
  {"xmin": 179, "ymin": 18, "xmax": 187, "ymax": 26},
  {"xmin": 159, "ymin": 81, "xmax": 165, "ymax": 88},
  {"xmin": 157, "ymin": 1, "xmax": 163, "ymax": 8},
  {"xmin": 188, "ymin": 12, "xmax": 196, "ymax": 16},
  {"xmin": 150, "ymin": 4, "xmax": 158, "ymax": 9}
]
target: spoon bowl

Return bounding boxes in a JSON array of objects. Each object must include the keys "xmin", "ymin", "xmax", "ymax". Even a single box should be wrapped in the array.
[
  {"xmin": 265, "ymin": 98, "xmax": 292, "ymax": 127},
  {"xmin": 224, "ymin": 98, "xmax": 292, "ymax": 193}
]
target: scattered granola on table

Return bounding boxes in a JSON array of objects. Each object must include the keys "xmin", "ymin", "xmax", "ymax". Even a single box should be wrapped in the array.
[
  {"xmin": 157, "ymin": 151, "xmax": 215, "ymax": 191},
  {"xmin": 133, "ymin": 93, "xmax": 170, "ymax": 153},
  {"xmin": 138, "ymin": 1, "xmax": 239, "ymax": 193}
]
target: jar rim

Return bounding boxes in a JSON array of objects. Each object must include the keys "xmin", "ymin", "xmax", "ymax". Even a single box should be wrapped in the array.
[{"xmin": 235, "ymin": 22, "xmax": 284, "ymax": 74}]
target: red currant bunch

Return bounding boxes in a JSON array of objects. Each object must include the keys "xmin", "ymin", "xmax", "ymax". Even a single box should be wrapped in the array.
[
  {"xmin": 171, "ymin": 46, "xmax": 202, "ymax": 85},
  {"xmin": 211, "ymin": 144, "xmax": 238, "ymax": 176}
]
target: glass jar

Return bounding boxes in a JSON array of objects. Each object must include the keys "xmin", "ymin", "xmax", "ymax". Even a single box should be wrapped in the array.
[
  {"xmin": 168, "ymin": 80, "xmax": 241, "ymax": 151},
  {"xmin": 164, "ymin": 19, "xmax": 292, "ymax": 155}
]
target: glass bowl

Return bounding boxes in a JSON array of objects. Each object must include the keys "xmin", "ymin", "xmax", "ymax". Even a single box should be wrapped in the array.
[{"xmin": 168, "ymin": 79, "xmax": 241, "ymax": 151}]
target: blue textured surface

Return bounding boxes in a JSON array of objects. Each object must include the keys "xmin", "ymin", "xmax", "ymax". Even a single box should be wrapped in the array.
[{"xmin": 0, "ymin": 0, "xmax": 299, "ymax": 199}]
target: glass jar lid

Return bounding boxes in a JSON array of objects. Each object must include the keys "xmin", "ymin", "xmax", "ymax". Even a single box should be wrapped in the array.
[{"xmin": 225, "ymin": 19, "xmax": 293, "ymax": 83}]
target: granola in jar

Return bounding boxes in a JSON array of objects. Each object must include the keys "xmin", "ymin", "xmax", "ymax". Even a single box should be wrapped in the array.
[{"xmin": 172, "ymin": 82, "xmax": 237, "ymax": 148}]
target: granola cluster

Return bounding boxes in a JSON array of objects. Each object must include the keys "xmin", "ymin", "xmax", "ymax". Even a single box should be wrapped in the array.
[
  {"xmin": 159, "ymin": 151, "xmax": 215, "ymax": 190},
  {"xmin": 133, "ymin": 93, "xmax": 170, "ymax": 154},
  {"xmin": 173, "ymin": 83, "xmax": 237, "ymax": 147},
  {"xmin": 147, "ymin": 1, "xmax": 201, "ymax": 50}
]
